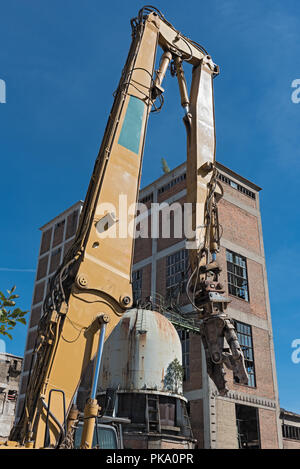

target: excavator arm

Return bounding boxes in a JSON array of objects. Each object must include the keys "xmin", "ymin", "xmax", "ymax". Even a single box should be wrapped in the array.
[{"xmin": 11, "ymin": 6, "xmax": 247, "ymax": 449}]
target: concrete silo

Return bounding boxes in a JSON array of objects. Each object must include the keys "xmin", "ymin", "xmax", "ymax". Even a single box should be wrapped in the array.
[{"xmin": 97, "ymin": 308, "xmax": 195, "ymax": 449}]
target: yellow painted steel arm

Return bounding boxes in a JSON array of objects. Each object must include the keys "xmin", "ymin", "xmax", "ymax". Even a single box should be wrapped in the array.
[{"xmin": 12, "ymin": 11, "xmax": 160, "ymax": 448}]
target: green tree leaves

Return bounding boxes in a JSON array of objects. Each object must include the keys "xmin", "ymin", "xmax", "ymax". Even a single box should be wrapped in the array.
[
  {"xmin": 0, "ymin": 286, "xmax": 28, "ymax": 339},
  {"xmin": 164, "ymin": 358, "xmax": 184, "ymax": 393}
]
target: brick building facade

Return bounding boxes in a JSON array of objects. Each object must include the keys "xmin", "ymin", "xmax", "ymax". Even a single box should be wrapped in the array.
[
  {"xmin": 16, "ymin": 161, "xmax": 289, "ymax": 448},
  {"xmin": 131, "ymin": 161, "xmax": 282, "ymax": 449}
]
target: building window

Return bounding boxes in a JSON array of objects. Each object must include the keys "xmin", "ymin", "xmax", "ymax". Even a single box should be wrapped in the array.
[
  {"xmin": 140, "ymin": 193, "xmax": 153, "ymax": 204},
  {"xmin": 234, "ymin": 321, "xmax": 256, "ymax": 387},
  {"xmin": 166, "ymin": 249, "xmax": 189, "ymax": 297},
  {"xmin": 226, "ymin": 250, "xmax": 249, "ymax": 301},
  {"xmin": 236, "ymin": 404, "xmax": 261, "ymax": 449},
  {"xmin": 49, "ymin": 247, "xmax": 62, "ymax": 274},
  {"xmin": 282, "ymin": 424, "xmax": 300, "ymax": 440},
  {"xmin": 132, "ymin": 269, "xmax": 142, "ymax": 304},
  {"xmin": 218, "ymin": 173, "xmax": 256, "ymax": 199},
  {"xmin": 158, "ymin": 173, "xmax": 186, "ymax": 195},
  {"xmin": 66, "ymin": 210, "xmax": 79, "ymax": 239},
  {"xmin": 178, "ymin": 330, "xmax": 190, "ymax": 381},
  {"xmin": 7, "ymin": 390, "xmax": 18, "ymax": 401}
]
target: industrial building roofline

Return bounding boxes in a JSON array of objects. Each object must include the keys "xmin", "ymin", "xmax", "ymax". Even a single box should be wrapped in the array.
[
  {"xmin": 140, "ymin": 160, "xmax": 262, "ymax": 194},
  {"xmin": 39, "ymin": 200, "xmax": 84, "ymax": 231}
]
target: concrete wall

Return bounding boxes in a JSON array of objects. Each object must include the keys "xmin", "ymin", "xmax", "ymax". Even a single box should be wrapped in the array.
[
  {"xmin": 215, "ymin": 399, "xmax": 238, "ymax": 449},
  {"xmin": 0, "ymin": 353, "xmax": 22, "ymax": 441}
]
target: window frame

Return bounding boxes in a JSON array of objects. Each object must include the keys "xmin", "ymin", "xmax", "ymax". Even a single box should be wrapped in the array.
[
  {"xmin": 226, "ymin": 249, "xmax": 250, "ymax": 302},
  {"xmin": 132, "ymin": 269, "xmax": 143, "ymax": 303},
  {"xmin": 178, "ymin": 329, "xmax": 190, "ymax": 382},
  {"xmin": 235, "ymin": 404, "xmax": 261, "ymax": 449},
  {"xmin": 233, "ymin": 320, "xmax": 256, "ymax": 388},
  {"xmin": 166, "ymin": 249, "xmax": 189, "ymax": 298},
  {"xmin": 282, "ymin": 424, "xmax": 300, "ymax": 440}
]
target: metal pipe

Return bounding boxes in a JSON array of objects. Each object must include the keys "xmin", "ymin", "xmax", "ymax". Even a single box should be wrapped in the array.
[
  {"xmin": 80, "ymin": 314, "xmax": 110, "ymax": 449},
  {"xmin": 91, "ymin": 322, "xmax": 107, "ymax": 399}
]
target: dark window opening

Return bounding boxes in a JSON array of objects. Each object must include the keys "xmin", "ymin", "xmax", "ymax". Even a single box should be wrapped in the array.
[
  {"xmin": 66, "ymin": 210, "xmax": 79, "ymax": 239},
  {"xmin": 226, "ymin": 250, "xmax": 249, "ymax": 301},
  {"xmin": 166, "ymin": 249, "xmax": 188, "ymax": 299},
  {"xmin": 178, "ymin": 330, "xmax": 190, "ymax": 381},
  {"xmin": 236, "ymin": 404, "xmax": 260, "ymax": 449},
  {"xmin": 55, "ymin": 220, "xmax": 65, "ymax": 229},
  {"xmin": 140, "ymin": 193, "xmax": 153, "ymax": 204},
  {"xmin": 158, "ymin": 173, "xmax": 186, "ymax": 195},
  {"xmin": 218, "ymin": 173, "xmax": 256, "ymax": 199},
  {"xmin": 132, "ymin": 269, "xmax": 142, "ymax": 304},
  {"xmin": 7, "ymin": 390, "xmax": 18, "ymax": 401},
  {"xmin": 115, "ymin": 393, "xmax": 146, "ymax": 425},
  {"xmin": 282, "ymin": 424, "xmax": 300, "ymax": 440},
  {"xmin": 234, "ymin": 321, "xmax": 256, "ymax": 387}
]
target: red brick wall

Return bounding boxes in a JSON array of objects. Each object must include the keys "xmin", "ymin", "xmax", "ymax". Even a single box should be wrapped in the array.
[
  {"xmin": 33, "ymin": 281, "xmax": 45, "ymax": 305},
  {"xmin": 141, "ymin": 263, "xmax": 151, "ymax": 300},
  {"xmin": 221, "ymin": 179, "xmax": 257, "ymax": 209},
  {"xmin": 157, "ymin": 178, "xmax": 186, "ymax": 204},
  {"xmin": 36, "ymin": 255, "xmax": 48, "ymax": 281},
  {"xmin": 49, "ymin": 248, "xmax": 62, "ymax": 274},
  {"xmin": 63, "ymin": 239, "xmax": 75, "ymax": 257},
  {"xmin": 183, "ymin": 334, "xmax": 202, "ymax": 392},
  {"xmin": 26, "ymin": 330, "xmax": 37, "ymax": 351},
  {"xmin": 52, "ymin": 220, "xmax": 65, "ymax": 247},
  {"xmin": 133, "ymin": 213, "xmax": 152, "ymax": 263},
  {"xmin": 66, "ymin": 210, "xmax": 79, "ymax": 239},
  {"xmin": 29, "ymin": 306, "xmax": 42, "ymax": 328},
  {"xmin": 219, "ymin": 199, "xmax": 261, "ymax": 256},
  {"xmin": 40, "ymin": 228, "xmax": 52, "ymax": 255},
  {"xmin": 157, "ymin": 197, "xmax": 185, "ymax": 252}
]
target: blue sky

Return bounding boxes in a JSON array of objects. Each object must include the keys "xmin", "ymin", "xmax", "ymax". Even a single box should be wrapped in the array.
[{"xmin": 0, "ymin": 0, "xmax": 299, "ymax": 413}]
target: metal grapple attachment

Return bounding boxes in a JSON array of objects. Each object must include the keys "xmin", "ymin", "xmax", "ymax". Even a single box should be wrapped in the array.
[
  {"xmin": 200, "ymin": 313, "xmax": 248, "ymax": 395},
  {"xmin": 193, "ymin": 261, "xmax": 249, "ymax": 395}
]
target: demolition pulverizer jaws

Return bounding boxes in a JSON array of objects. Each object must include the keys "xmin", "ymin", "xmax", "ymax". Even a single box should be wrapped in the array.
[{"xmin": 194, "ymin": 261, "xmax": 249, "ymax": 395}]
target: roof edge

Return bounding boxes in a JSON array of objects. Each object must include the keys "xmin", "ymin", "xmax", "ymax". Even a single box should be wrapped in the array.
[
  {"xmin": 140, "ymin": 160, "xmax": 262, "ymax": 193},
  {"xmin": 39, "ymin": 200, "xmax": 84, "ymax": 231}
]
